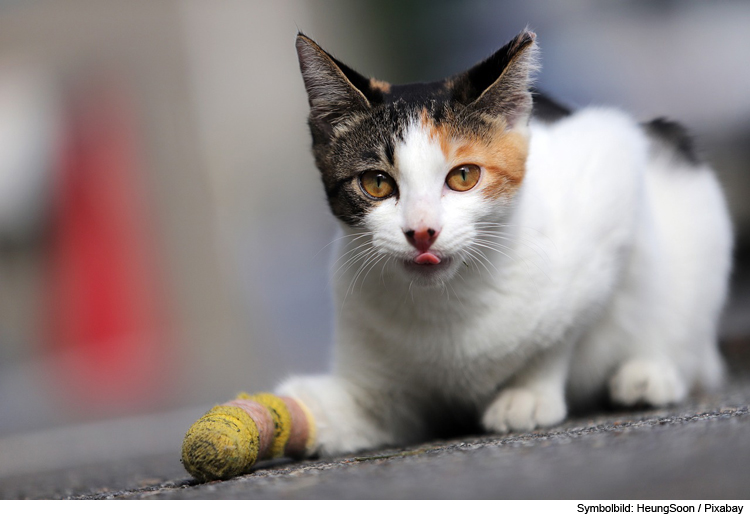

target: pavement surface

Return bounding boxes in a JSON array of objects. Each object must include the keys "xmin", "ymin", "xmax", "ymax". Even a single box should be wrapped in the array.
[{"xmin": 2, "ymin": 344, "xmax": 749, "ymax": 500}]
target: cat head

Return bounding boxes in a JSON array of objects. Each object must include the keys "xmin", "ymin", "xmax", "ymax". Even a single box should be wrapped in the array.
[{"xmin": 296, "ymin": 30, "xmax": 538, "ymax": 285}]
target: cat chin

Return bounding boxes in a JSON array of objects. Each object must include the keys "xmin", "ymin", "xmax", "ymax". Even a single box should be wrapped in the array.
[{"xmin": 399, "ymin": 257, "xmax": 459, "ymax": 287}]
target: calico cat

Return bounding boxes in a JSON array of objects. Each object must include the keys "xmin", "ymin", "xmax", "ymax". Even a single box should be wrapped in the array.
[{"xmin": 278, "ymin": 30, "xmax": 733, "ymax": 456}]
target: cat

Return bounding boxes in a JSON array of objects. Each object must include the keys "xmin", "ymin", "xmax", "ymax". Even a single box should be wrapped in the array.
[{"xmin": 276, "ymin": 30, "xmax": 733, "ymax": 457}]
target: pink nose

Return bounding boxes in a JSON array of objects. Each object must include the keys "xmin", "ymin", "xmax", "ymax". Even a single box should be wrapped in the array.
[{"xmin": 404, "ymin": 228, "xmax": 439, "ymax": 253}]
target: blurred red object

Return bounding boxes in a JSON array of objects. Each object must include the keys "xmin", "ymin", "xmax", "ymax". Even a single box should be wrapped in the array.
[{"xmin": 44, "ymin": 78, "xmax": 173, "ymax": 411}]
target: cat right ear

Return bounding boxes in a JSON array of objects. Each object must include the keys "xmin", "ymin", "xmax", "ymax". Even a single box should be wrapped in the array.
[
  {"xmin": 451, "ymin": 30, "xmax": 539, "ymax": 128},
  {"xmin": 296, "ymin": 34, "xmax": 372, "ymax": 137}
]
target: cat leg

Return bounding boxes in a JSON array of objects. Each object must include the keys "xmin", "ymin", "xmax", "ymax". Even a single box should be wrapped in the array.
[
  {"xmin": 276, "ymin": 374, "xmax": 399, "ymax": 457},
  {"xmin": 572, "ymin": 301, "xmax": 692, "ymax": 408},
  {"xmin": 604, "ymin": 155, "xmax": 730, "ymax": 408},
  {"xmin": 482, "ymin": 343, "xmax": 573, "ymax": 433},
  {"xmin": 181, "ymin": 375, "xmax": 398, "ymax": 481},
  {"xmin": 609, "ymin": 356, "xmax": 688, "ymax": 407},
  {"xmin": 571, "ymin": 302, "xmax": 696, "ymax": 409}
]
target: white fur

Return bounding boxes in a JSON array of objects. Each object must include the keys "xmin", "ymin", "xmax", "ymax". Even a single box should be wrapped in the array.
[{"xmin": 278, "ymin": 108, "xmax": 732, "ymax": 456}]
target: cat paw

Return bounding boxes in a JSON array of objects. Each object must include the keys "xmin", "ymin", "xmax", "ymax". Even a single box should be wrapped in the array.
[
  {"xmin": 609, "ymin": 358, "xmax": 687, "ymax": 407},
  {"xmin": 482, "ymin": 387, "xmax": 566, "ymax": 433}
]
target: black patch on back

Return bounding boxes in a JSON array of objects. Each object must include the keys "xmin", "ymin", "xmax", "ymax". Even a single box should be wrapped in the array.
[
  {"xmin": 531, "ymin": 91, "xmax": 572, "ymax": 123},
  {"xmin": 644, "ymin": 117, "xmax": 701, "ymax": 165}
]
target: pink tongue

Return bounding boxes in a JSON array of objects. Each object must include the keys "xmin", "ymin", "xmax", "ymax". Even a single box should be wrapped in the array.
[{"xmin": 414, "ymin": 253, "xmax": 441, "ymax": 265}]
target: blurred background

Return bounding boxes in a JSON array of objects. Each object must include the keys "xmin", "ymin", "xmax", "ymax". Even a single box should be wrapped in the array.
[{"xmin": 1, "ymin": 0, "xmax": 749, "ymax": 478}]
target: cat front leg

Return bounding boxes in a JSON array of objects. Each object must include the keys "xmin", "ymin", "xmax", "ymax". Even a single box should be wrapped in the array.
[
  {"xmin": 276, "ymin": 374, "xmax": 398, "ymax": 457},
  {"xmin": 481, "ymin": 343, "xmax": 573, "ymax": 433},
  {"xmin": 181, "ymin": 374, "xmax": 397, "ymax": 481}
]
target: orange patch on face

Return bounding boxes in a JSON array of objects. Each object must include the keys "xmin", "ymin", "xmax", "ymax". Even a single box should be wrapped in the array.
[
  {"xmin": 448, "ymin": 129, "xmax": 528, "ymax": 200},
  {"xmin": 418, "ymin": 110, "xmax": 529, "ymax": 200},
  {"xmin": 369, "ymin": 78, "xmax": 391, "ymax": 93}
]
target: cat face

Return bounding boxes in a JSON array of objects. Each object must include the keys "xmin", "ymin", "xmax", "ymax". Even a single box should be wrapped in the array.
[{"xmin": 297, "ymin": 31, "xmax": 537, "ymax": 285}]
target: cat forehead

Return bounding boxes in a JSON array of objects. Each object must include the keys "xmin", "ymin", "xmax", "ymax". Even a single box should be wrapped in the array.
[
  {"xmin": 372, "ymin": 79, "xmax": 452, "ymax": 106},
  {"xmin": 324, "ymin": 74, "xmax": 491, "ymax": 152},
  {"xmin": 337, "ymin": 92, "xmax": 492, "ymax": 153},
  {"xmin": 333, "ymin": 101, "xmax": 501, "ymax": 179}
]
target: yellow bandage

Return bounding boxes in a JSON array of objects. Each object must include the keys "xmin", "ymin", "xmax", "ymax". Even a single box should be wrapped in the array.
[
  {"xmin": 246, "ymin": 393, "xmax": 293, "ymax": 459},
  {"xmin": 181, "ymin": 405, "xmax": 260, "ymax": 482},
  {"xmin": 182, "ymin": 392, "xmax": 314, "ymax": 481}
]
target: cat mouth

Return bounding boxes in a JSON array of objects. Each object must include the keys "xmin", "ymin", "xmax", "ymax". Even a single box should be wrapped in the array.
[
  {"xmin": 403, "ymin": 252, "xmax": 451, "ymax": 273},
  {"xmin": 413, "ymin": 252, "xmax": 441, "ymax": 265}
]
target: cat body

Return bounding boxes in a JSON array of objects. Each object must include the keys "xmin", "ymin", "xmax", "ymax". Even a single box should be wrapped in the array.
[{"xmin": 278, "ymin": 31, "xmax": 732, "ymax": 456}]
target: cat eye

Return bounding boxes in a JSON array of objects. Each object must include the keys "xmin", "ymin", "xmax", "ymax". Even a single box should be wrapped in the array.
[
  {"xmin": 359, "ymin": 171, "xmax": 397, "ymax": 200},
  {"xmin": 446, "ymin": 165, "xmax": 481, "ymax": 192}
]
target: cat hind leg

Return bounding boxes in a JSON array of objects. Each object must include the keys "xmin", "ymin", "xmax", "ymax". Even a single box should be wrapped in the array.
[{"xmin": 608, "ymin": 357, "xmax": 687, "ymax": 407}]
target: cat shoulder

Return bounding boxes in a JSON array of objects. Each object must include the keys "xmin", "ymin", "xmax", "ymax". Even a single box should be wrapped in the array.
[
  {"xmin": 531, "ymin": 92, "xmax": 702, "ymax": 167},
  {"xmin": 528, "ymin": 102, "xmax": 650, "ymax": 185}
]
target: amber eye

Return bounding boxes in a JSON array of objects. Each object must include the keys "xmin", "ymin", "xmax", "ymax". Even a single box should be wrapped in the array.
[
  {"xmin": 359, "ymin": 171, "xmax": 396, "ymax": 199},
  {"xmin": 446, "ymin": 164, "xmax": 481, "ymax": 192}
]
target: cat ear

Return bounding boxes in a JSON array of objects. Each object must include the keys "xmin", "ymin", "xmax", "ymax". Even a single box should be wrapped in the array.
[
  {"xmin": 451, "ymin": 30, "xmax": 538, "ymax": 128},
  {"xmin": 296, "ymin": 33, "xmax": 373, "ymax": 137}
]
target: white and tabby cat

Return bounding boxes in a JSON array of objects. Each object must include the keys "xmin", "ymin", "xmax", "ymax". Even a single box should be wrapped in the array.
[{"xmin": 277, "ymin": 30, "xmax": 732, "ymax": 456}]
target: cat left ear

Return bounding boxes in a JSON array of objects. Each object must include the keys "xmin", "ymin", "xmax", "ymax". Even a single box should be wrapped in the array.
[
  {"xmin": 451, "ymin": 30, "xmax": 538, "ymax": 128},
  {"xmin": 296, "ymin": 33, "xmax": 374, "ymax": 138}
]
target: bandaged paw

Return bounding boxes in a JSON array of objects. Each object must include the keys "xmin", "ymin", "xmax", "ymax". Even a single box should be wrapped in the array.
[{"xmin": 181, "ymin": 393, "xmax": 316, "ymax": 482}]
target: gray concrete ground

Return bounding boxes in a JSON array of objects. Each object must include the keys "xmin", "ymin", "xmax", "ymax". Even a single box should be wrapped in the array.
[{"xmin": 2, "ymin": 345, "xmax": 749, "ymax": 500}]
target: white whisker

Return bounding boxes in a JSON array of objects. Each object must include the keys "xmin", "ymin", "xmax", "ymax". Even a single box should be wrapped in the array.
[
  {"xmin": 464, "ymin": 246, "xmax": 494, "ymax": 276},
  {"xmin": 314, "ymin": 231, "xmax": 371, "ymax": 258},
  {"xmin": 345, "ymin": 247, "xmax": 378, "ymax": 298},
  {"xmin": 358, "ymin": 252, "xmax": 389, "ymax": 292},
  {"xmin": 333, "ymin": 243, "xmax": 374, "ymax": 279}
]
